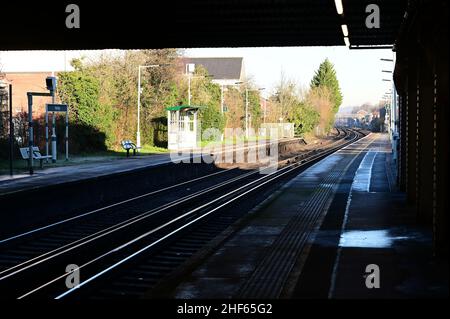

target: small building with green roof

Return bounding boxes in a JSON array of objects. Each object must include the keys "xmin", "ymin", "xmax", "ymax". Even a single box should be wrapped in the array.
[{"xmin": 166, "ymin": 105, "xmax": 203, "ymax": 150}]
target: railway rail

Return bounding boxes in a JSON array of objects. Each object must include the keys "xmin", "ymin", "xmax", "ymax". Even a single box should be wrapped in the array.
[{"xmin": 0, "ymin": 128, "xmax": 364, "ymax": 299}]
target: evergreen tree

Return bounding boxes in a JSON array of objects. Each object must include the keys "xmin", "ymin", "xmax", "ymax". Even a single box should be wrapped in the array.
[{"xmin": 310, "ymin": 58, "xmax": 343, "ymax": 113}]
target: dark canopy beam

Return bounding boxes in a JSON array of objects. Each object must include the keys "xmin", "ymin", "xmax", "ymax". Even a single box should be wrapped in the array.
[{"xmin": 1, "ymin": 0, "xmax": 406, "ymax": 50}]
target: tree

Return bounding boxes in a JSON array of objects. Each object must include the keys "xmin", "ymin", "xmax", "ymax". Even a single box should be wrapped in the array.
[
  {"xmin": 248, "ymin": 90, "xmax": 262, "ymax": 131},
  {"xmin": 58, "ymin": 61, "xmax": 117, "ymax": 151},
  {"xmin": 65, "ymin": 50, "xmax": 182, "ymax": 149},
  {"xmin": 270, "ymin": 75, "xmax": 320, "ymax": 137},
  {"xmin": 306, "ymin": 86, "xmax": 334, "ymax": 134},
  {"xmin": 199, "ymin": 105, "xmax": 225, "ymax": 140},
  {"xmin": 272, "ymin": 73, "xmax": 299, "ymax": 122},
  {"xmin": 182, "ymin": 65, "xmax": 225, "ymax": 139},
  {"xmin": 223, "ymin": 87, "xmax": 245, "ymax": 129},
  {"xmin": 83, "ymin": 49, "xmax": 181, "ymax": 146},
  {"xmin": 292, "ymin": 101, "xmax": 320, "ymax": 136},
  {"xmin": 310, "ymin": 58, "xmax": 343, "ymax": 129}
]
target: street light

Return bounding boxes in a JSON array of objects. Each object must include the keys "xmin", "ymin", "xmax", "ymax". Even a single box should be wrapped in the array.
[
  {"xmin": 184, "ymin": 63, "xmax": 214, "ymax": 106},
  {"xmin": 185, "ymin": 63, "xmax": 195, "ymax": 106},
  {"xmin": 137, "ymin": 64, "xmax": 168, "ymax": 150},
  {"xmin": 220, "ymin": 84, "xmax": 225, "ymax": 114},
  {"xmin": 262, "ymin": 98, "xmax": 267, "ymax": 124}
]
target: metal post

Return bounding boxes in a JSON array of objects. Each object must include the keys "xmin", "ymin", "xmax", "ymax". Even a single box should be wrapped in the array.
[
  {"xmin": 65, "ymin": 110, "xmax": 69, "ymax": 160},
  {"xmin": 9, "ymin": 84, "xmax": 13, "ymax": 176},
  {"xmin": 220, "ymin": 84, "xmax": 225, "ymax": 141},
  {"xmin": 263, "ymin": 98, "xmax": 267, "ymax": 124},
  {"xmin": 176, "ymin": 110, "xmax": 180, "ymax": 149},
  {"xmin": 221, "ymin": 84, "xmax": 224, "ymax": 114},
  {"xmin": 194, "ymin": 111, "xmax": 198, "ymax": 148},
  {"xmin": 51, "ymin": 93, "xmax": 56, "ymax": 163},
  {"xmin": 137, "ymin": 66, "xmax": 141, "ymax": 150},
  {"xmin": 245, "ymin": 87, "xmax": 249, "ymax": 139},
  {"xmin": 27, "ymin": 93, "xmax": 33, "ymax": 175},
  {"xmin": 45, "ymin": 108, "xmax": 49, "ymax": 162},
  {"xmin": 188, "ymin": 73, "xmax": 191, "ymax": 106},
  {"xmin": 167, "ymin": 110, "xmax": 171, "ymax": 149},
  {"xmin": 51, "ymin": 111, "xmax": 56, "ymax": 163}
]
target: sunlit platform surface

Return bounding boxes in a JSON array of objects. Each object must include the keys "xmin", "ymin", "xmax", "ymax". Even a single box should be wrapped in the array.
[
  {"xmin": 172, "ymin": 133, "xmax": 448, "ymax": 299},
  {"xmin": 0, "ymin": 153, "xmax": 197, "ymax": 195},
  {"xmin": 0, "ymin": 138, "xmax": 296, "ymax": 195}
]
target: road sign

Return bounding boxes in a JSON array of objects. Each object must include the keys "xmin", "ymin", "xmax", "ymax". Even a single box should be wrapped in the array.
[{"xmin": 46, "ymin": 104, "xmax": 68, "ymax": 112}]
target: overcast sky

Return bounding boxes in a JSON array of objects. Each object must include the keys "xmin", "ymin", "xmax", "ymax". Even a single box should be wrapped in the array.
[{"xmin": 0, "ymin": 47, "xmax": 395, "ymax": 109}]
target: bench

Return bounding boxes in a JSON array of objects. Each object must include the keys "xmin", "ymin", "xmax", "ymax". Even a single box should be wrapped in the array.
[
  {"xmin": 19, "ymin": 147, "xmax": 52, "ymax": 168},
  {"xmin": 121, "ymin": 140, "xmax": 141, "ymax": 157}
]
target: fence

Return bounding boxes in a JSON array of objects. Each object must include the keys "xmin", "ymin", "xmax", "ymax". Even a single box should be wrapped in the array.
[{"xmin": 259, "ymin": 123, "xmax": 294, "ymax": 139}]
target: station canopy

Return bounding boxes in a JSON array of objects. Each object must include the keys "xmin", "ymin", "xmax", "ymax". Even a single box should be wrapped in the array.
[{"xmin": 2, "ymin": 0, "xmax": 408, "ymax": 50}]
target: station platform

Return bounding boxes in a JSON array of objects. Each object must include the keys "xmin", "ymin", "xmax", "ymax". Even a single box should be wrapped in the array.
[
  {"xmin": 0, "ymin": 153, "xmax": 188, "ymax": 195},
  {"xmin": 172, "ymin": 133, "xmax": 448, "ymax": 299},
  {"xmin": 0, "ymin": 137, "xmax": 303, "ymax": 196}
]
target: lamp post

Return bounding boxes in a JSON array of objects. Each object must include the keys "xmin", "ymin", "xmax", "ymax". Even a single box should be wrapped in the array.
[
  {"xmin": 185, "ymin": 63, "xmax": 196, "ymax": 106},
  {"xmin": 220, "ymin": 84, "xmax": 224, "ymax": 114},
  {"xmin": 184, "ymin": 63, "xmax": 213, "ymax": 107},
  {"xmin": 48, "ymin": 77, "xmax": 57, "ymax": 163},
  {"xmin": 263, "ymin": 97, "xmax": 267, "ymax": 124},
  {"xmin": 245, "ymin": 87, "xmax": 249, "ymax": 138},
  {"xmin": 137, "ymin": 64, "xmax": 164, "ymax": 150}
]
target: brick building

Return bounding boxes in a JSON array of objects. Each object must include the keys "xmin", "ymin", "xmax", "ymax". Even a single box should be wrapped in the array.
[{"xmin": 2, "ymin": 72, "xmax": 60, "ymax": 118}]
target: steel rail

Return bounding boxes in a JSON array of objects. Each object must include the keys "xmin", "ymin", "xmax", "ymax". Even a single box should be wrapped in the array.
[{"xmin": 16, "ymin": 129, "xmax": 362, "ymax": 299}]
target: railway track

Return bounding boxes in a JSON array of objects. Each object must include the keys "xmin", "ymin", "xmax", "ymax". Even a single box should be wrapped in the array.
[{"xmin": 0, "ymin": 128, "xmax": 363, "ymax": 299}]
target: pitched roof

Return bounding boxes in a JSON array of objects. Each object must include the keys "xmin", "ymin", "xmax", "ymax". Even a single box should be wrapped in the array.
[{"xmin": 184, "ymin": 57, "xmax": 244, "ymax": 81}]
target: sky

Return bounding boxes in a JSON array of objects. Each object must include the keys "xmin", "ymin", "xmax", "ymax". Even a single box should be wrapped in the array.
[{"xmin": 0, "ymin": 47, "xmax": 395, "ymax": 110}]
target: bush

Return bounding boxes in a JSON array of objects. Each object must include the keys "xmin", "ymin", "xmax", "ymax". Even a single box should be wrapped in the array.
[
  {"xmin": 199, "ymin": 105, "xmax": 225, "ymax": 141},
  {"xmin": 293, "ymin": 102, "xmax": 320, "ymax": 136},
  {"xmin": 53, "ymin": 116, "xmax": 107, "ymax": 153},
  {"xmin": 150, "ymin": 117, "xmax": 168, "ymax": 148},
  {"xmin": 58, "ymin": 71, "xmax": 113, "ymax": 152}
]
